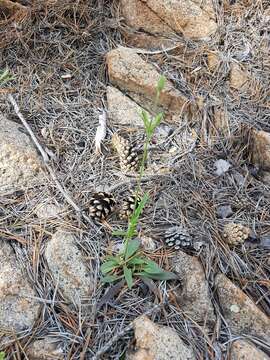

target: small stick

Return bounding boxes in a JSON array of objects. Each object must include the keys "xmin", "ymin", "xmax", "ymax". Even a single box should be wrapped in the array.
[
  {"xmin": 7, "ymin": 94, "xmax": 97, "ymax": 229},
  {"xmin": 118, "ymin": 44, "xmax": 181, "ymax": 55},
  {"xmin": 8, "ymin": 94, "xmax": 50, "ymax": 163}
]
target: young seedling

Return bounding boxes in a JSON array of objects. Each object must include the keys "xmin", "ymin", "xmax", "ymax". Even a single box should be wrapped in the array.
[{"xmin": 102, "ymin": 76, "xmax": 178, "ymax": 288}]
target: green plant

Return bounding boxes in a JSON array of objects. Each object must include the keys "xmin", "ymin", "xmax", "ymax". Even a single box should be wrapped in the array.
[
  {"xmin": 0, "ymin": 68, "xmax": 13, "ymax": 86},
  {"xmin": 101, "ymin": 76, "xmax": 178, "ymax": 288},
  {"xmin": 0, "ymin": 351, "xmax": 5, "ymax": 360}
]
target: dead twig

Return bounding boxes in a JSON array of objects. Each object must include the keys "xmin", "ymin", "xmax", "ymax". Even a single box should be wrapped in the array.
[
  {"xmin": 7, "ymin": 94, "xmax": 97, "ymax": 229},
  {"xmin": 8, "ymin": 94, "xmax": 50, "ymax": 163}
]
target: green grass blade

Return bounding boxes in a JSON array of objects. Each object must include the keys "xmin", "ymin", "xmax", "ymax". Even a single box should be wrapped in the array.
[{"xmin": 157, "ymin": 75, "xmax": 166, "ymax": 92}]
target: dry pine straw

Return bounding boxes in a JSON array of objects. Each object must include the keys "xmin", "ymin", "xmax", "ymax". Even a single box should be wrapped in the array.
[{"xmin": 0, "ymin": 0, "xmax": 270, "ymax": 359}]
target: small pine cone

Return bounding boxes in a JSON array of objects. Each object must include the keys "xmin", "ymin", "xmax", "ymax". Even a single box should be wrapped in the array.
[
  {"xmin": 89, "ymin": 192, "xmax": 115, "ymax": 223},
  {"xmin": 119, "ymin": 194, "xmax": 142, "ymax": 220},
  {"xmin": 112, "ymin": 134, "xmax": 139, "ymax": 173},
  {"xmin": 164, "ymin": 226, "xmax": 193, "ymax": 250},
  {"xmin": 223, "ymin": 223, "xmax": 251, "ymax": 246}
]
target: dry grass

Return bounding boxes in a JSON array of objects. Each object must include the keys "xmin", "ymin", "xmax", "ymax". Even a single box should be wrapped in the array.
[{"xmin": 0, "ymin": 0, "xmax": 270, "ymax": 358}]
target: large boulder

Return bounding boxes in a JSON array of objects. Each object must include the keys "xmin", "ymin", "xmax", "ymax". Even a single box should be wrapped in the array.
[
  {"xmin": 230, "ymin": 340, "xmax": 269, "ymax": 360},
  {"xmin": 26, "ymin": 337, "xmax": 64, "ymax": 360},
  {"xmin": 215, "ymin": 274, "xmax": 270, "ymax": 341},
  {"xmin": 141, "ymin": 0, "xmax": 217, "ymax": 39},
  {"xmin": 0, "ymin": 241, "xmax": 41, "ymax": 332},
  {"xmin": 0, "ymin": 113, "xmax": 43, "ymax": 195},
  {"xmin": 170, "ymin": 251, "xmax": 216, "ymax": 326},
  {"xmin": 45, "ymin": 230, "xmax": 94, "ymax": 306},
  {"xmin": 251, "ymin": 129, "xmax": 270, "ymax": 170},
  {"xmin": 106, "ymin": 47, "xmax": 187, "ymax": 113},
  {"xmin": 126, "ymin": 315, "xmax": 195, "ymax": 360},
  {"xmin": 120, "ymin": 0, "xmax": 172, "ymax": 35},
  {"xmin": 107, "ymin": 86, "xmax": 149, "ymax": 128}
]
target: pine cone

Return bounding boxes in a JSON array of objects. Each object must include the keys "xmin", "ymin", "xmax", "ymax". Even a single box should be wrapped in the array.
[
  {"xmin": 119, "ymin": 194, "xmax": 142, "ymax": 220},
  {"xmin": 89, "ymin": 192, "xmax": 115, "ymax": 222},
  {"xmin": 223, "ymin": 223, "xmax": 251, "ymax": 246},
  {"xmin": 164, "ymin": 226, "xmax": 193, "ymax": 250},
  {"xmin": 112, "ymin": 134, "xmax": 139, "ymax": 173}
]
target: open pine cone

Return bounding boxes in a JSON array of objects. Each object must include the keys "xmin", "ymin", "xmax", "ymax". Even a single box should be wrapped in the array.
[
  {"xmin": 89, "ymin": 192, "xmax": 115, "ymax": 223},
  {"xmin": 112, "ymin": 134, "xmax": 139, "ymax": 173},
  {"xmin": 119, "ymin": 193, "xmax": 142, "ymax": 220},
  {"xmin": 223, "ymin": 223, "xmax": 251, "ymax": 246},
  {"xmin": 164, "ymin": 226, "xmax": 193, "ymax": 250}
]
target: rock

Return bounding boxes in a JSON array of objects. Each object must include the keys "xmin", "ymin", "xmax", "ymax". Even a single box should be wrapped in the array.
[
  {"xmin": 120, "ymin": 0, "xmax": 172, "ymax": 35},
  {"xmin": 230, "ymin": 63, "xmax": 249, "ymax": 90},
  {"xmin": 26, "ymin": 337, "xmax": 64, "ymax": 360},
  {"xmin": 126, "ymin": 315, "xmax": 195, "ymax": 360},
  {"xmin": 141, "ymin": 0, "xmax": 217, "ymax": 39},
  {"xmin": 140, "ymin": 235, "xmax": 157, "ymax": 251},
  {"xmin": 0, "ymin": 241, "xmax": 41, "ymax": 332},
  {"xmin": 106, "ymin": 47, "xmax": 187, "ymax": 113},
  {"xmin": 211, "ymin": 109, "xmax": 230, "ymax": 136},
  {"xmin": 214, "ymin": 159, "xmax": 231, "ymax": 176},
  {"xmin": 0, "ymin": 113, "xmax": 43, "ymax": 195},
  {"xmin": 123, "ymin": 31, "xmax": 177, "ymax": 50},
  {"xmin": 230, "ymin": 340, "xmax": 270, "ymax": 360},
  {"xmin": 45, "ymin": 230, "xmax": 93, "ymax": 305},
  {"xmin": 34, "ymin": 202, "xmax": 64, "ymax": 219},
  {"xmin": 0, "ymin": 0, "xmax": 29, "ymax": 26},
  {"xmin": 207, "ymin": 52, "xmax": 220, "ymax": 71},
  {"xmin": 107, "ymin": 86, "xmax": 148, "ymax": 128},
  {"xmin": 215, "ymin": 274, "xmax": 270, "ymax": 341},
  {"xmin": 251, "ymin": 129, "xmax": 270, "ymax": 170},
  {"xmin": 216, "ymin": 205, "xmax": 233, "ymax": 219},
  {"xmin": 170, "ymin": 251, "xmax": 215, "ymax": 325},
  {"xmin": 0, "ymin": 1, "xmax": 29, "ymax": 48}
]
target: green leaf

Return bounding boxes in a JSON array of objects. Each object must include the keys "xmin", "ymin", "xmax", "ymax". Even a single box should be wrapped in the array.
[
  {"xmin": 0, "ymin": 352, "xmax": 5, "ymax": 360},
  {"xmin": 112, "ymin": 229, "xmax": 127, "ymax": 237},
  {"xmin": 151, "ymin": 112, "xmax": 164, "ymax": 131},
  {"xmin": 141, "ymin": 110, "xmax": 150, "ymax": 130},
  {"xmin": 157, "ymin": 75, "xmax": 166, "ymax": 92},
  {"xmin": 143, "ymin": 259, "xmax": 164, "ymax": 274},
  {"xmin": 135, "ymin": 194, "xmax": 148, "ymax": 219},
  {"xmin": 101, "ymin": 259, "xmax": 119, "ymax": 275},
  {"xmin": 126, "ymin": 193, "xmax": 149, "ymax": 239},
  {"xmin": 128, "ymin": 256, "xmax": 146, "ymax": 265},
  {"xmin": 125, "ymin": 239, "xmax": 140, "ymax": 260},
  {"xmin": 101, "ymin": 274, "xmax": 122, "ymax": 283},
  {"xmin": 124, "ymin": 266, "xmax": 133, "ymax": 288},
  {"xmin": 138, "ymin": 271, "xmax": 178, "ymax": 281}
]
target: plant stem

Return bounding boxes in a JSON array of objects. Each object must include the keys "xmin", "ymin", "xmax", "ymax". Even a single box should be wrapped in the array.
[{"xmin": 122, "ymin": 81, "xmax": 164, "ymax": 258}]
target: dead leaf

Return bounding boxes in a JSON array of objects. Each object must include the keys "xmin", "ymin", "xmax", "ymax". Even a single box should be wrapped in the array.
[{"xmin": 95, "ymin": 109, "xmax": 107, "ymax": 155}]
